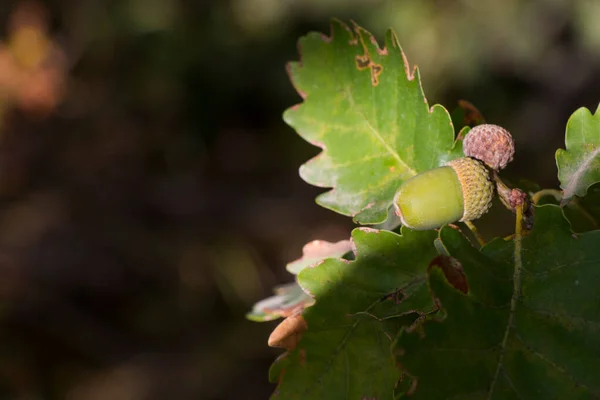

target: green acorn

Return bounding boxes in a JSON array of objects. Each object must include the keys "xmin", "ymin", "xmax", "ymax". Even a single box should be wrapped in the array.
[{"xmin": 393, "ymin": 157, "xmax": 494, "ymax": 230}]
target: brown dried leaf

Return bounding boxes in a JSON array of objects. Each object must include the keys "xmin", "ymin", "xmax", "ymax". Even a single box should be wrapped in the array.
[{"xmin": 268, "ymin": 314, "xmax": 307, "ymax": 350}]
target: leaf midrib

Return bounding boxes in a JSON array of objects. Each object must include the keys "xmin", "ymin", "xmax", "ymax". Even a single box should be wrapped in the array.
[
  {"xmin": 562, "ymin": 145, "xmax": 600, "ymax": 200},
  {"xmin": 343, "ymin": 87, "xmax": 417, "ymax": 179},
  {"xmin": 487, "ymin": 212, "xmax": 523, "ymax": 399}
]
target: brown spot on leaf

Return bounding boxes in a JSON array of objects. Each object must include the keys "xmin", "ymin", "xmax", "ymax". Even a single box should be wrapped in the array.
[
  {"xmin": 352, "ymin": 24, "xmax": 384, "ymax": 86},
  {"xmin": 429, "ymin": 255, "xmax": 469, "ymax": 294},
  {"xmin": 370, "ymin": 64, "xmax": 383, "ymax": 86},
  {"xmin": 391, "ymin": 289, "xmax": 406, "ymax": 304},
  {"xmin": 355, "ymin": 54, "xmax": 371, "ymax": 70}
]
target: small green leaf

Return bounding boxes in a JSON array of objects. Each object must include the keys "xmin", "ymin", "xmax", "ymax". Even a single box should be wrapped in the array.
[
  {"xmin": 395, "ymin": 205, "xmax": 600, "ymax": 399},
  {"xmin": 271, "ymin": 227, "xmax": 439, "ymax": 399},
  {"xmin": 535, "ymin": 187, "xmax": 600, "ymax": 233},
  {"xmin": 284, "ymin": 20, "xmax": 462, "ymax": 224},
  {"xmin": 556, "ymin": 104, "xmax": 600, "ymax": 201}
]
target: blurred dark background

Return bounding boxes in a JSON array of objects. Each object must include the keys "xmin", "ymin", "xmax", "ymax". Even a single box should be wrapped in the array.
[{"xmin": 0, "ymin": 0, "xmax": 597, "ymax": 399}]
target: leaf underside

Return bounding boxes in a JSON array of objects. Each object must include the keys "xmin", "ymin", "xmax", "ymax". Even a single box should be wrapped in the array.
[
  {"xmin": 284, "ymin": 19, "xmax": 463, "ymax": 224},
  {"xmin": 557, "ymin": 104, "xmax": 600, "ymax": 201},
  {"xmin": 396, "ymin": 205, "xmax": 600, "ymax": 399}
]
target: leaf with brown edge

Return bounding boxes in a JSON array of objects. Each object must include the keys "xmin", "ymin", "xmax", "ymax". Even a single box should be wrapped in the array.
[{"xmin": 284, "ymin": 19, "xmax": 463, "ymax": 225}]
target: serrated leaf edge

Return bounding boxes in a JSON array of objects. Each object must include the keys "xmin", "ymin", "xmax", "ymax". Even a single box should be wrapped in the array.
[{"xmin": 284, "ymin": 19, "xmax": 462, "ymax": 224}]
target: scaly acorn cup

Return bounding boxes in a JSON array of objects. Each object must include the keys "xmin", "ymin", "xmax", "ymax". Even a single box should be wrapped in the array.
[
  {"xmin": 462, "ymin": 124, "xmax": 515, "ymax": 171},
  {"xmin": 393, "ymin": 157, "xmax": 494, "ymax": 230}
]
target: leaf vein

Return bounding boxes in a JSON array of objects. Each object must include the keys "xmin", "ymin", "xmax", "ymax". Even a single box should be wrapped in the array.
[
  {"xmin": 501, "ymin": 369, "xmax": 526, "ymax": 400},
  {"xmin": 563, "ymin": 144, "xmax": 600, "ymax": 199},
  {"xmin": 515, "ymin": 333, "xmax": 598, "ymax": 395},
  {"xmin": 488, "ymin": 206, "xmax": 524, "ymax": 399},
  {"xmin": 344, "ymin": 86, "xmax": 417, "ymax": 177}
]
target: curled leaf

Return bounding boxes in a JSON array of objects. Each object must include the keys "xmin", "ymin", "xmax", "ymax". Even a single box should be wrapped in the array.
[
  {"xmin": 286, "ymin": 239, "xmax": 352, "ymax": 275},
  {"xmin": 246, "ymin": 282, "xmax": 314, "ymax": 322}
]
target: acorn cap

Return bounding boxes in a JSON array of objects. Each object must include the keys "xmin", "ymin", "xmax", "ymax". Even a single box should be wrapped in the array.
[
  {"xmin": 463, "ymin": 124, "xmax": 515, "ymax": 170},
  {"xmin": 446, "ymin": 157, "xmax": 494, "ymax": 221}
]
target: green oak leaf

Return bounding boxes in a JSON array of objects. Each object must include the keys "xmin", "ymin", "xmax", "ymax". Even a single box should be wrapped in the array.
[
  {"xmin": 535, "ymin": 187, "xmax": 600, "ymax": 233},
  {"xmin": 395, "ymin": 205, "xmax": 600, "ymax": 399},
  {"xmin": 284, "ymin": 20, "xmax": 463, "ymax": 224},
  {"xmin": 271, "ymin": 227, "xmax": 439, "ymax": 399},
  {"xmin": 556, "ymin": 104, "xmax": 600, "ymax": 201},
  {"xmin": 573, "ymin": 182, "xmax": 600, "ymax": 229}
]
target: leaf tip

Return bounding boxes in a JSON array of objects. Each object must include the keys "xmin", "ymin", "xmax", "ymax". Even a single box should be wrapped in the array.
[{"xmin": 268, "ymin": 314, "xmax": 308, "ymax": 350}]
